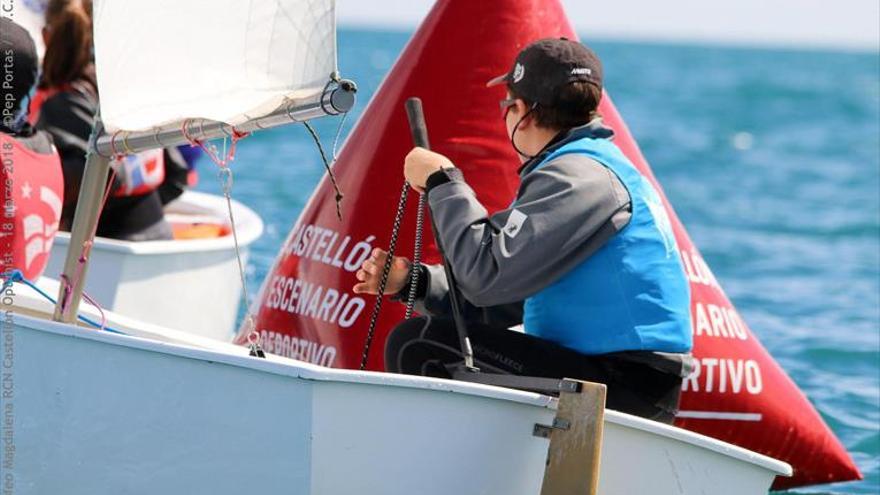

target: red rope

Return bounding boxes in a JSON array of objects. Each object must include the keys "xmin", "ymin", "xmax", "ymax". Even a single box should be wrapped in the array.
[
  {"xmin": 59, "ymin": 167, "xmax": 118, "ymax": 316},
  {"xmin": 181, "ymin": 119, "xmax": 249, "ymax": 169},
  {"xmin": 82, "ymin": 289, "xmax": 108, "ymax": 331},
  {"xmin": 181, "ymin": 118, "xmax": 196, "ymax": 144}
]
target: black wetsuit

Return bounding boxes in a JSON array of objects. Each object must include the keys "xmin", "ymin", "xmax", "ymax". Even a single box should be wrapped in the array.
[
  {"xmin": 35, "ymin": 79, "xmax": 179, "ymax": 241},
  {"xmin": 386, "ymin": 316, "xmax": 689, "ymax": 424}
]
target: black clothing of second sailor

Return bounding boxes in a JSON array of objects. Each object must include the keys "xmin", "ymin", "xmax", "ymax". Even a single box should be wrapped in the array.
[{"xmin": 35, "ymin": 77, "xmax": 176, "ymax": 241}]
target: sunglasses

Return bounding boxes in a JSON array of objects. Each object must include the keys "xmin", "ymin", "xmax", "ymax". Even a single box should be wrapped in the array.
[{"xmin": 499, "ymin": 98, "xmax": 517, "ymax": 119}]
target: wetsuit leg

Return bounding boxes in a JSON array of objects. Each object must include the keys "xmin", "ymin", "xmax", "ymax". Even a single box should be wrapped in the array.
[{"xmin": 384, "ymin": 316, "xmax": 683, "ymax": 424}]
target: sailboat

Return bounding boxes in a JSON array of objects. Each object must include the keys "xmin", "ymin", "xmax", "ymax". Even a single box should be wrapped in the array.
[
  {"xmin": 43, "ymin": 190, "xmax": 264, "ymax": 338},
  {"xmin": 240, "ymin": 0, "xmax": 861, "ymax": 490},
  {"xmin": 5, "ymin": 0, "xmax": 800, "ymax": 493},
  {"xmin": 4, "ymin": 0, "xmax": 266, "ymax": 339}
]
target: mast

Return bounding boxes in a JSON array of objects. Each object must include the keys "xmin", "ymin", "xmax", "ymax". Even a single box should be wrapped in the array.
[
  {"xmin": 53, "ymin": 81, "xmax": 356, "ymax": 323},
  {"xmin": 52, "ymin": 118, "xmax": 112, "ymax": 323}
]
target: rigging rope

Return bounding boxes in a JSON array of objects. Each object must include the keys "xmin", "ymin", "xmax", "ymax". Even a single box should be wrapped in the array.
[
  {"xmin": 303, "ymin": 120, "xmax": 345, "ymax": 221},
  {"xmin": 404, "ymin": 194, "xmax": 426, "ymax": 319},
  {"xmin": 183, "ymin": 130, "xmax": 265, "ymax": 358},
  {"xmin": 3, "ymin": 269, "xmax": 125, "ymax": 335},
  {"xmin": 359, "ymin": 185, "xmax": 425, "ymax": 370},
  {"xmin": 217, "ymin": 165, "xmax": 262, "ymax": 356},
  {"xmin": 359, "ymin": 99, "xmax": 437, "ymax": 370},
  {"xmin": 359, "ymin": 182, "xmax": 410, "ymax": 370},
  {"xmin": 180, "ymin": 97, "xmax": 351, "ymax": 358}
]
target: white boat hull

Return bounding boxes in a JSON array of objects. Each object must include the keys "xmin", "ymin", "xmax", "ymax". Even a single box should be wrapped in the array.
[
  {"xmin": 12, "ymin": 317, "xmax": 554, "ymax": 494},
  {"xmin": 44, "ymin": 190, "xmax": 263, "ymax": 340},
  {"xmin": 599, "ymin": 413, "xmax": 782, "ymax": 494},
  {"xmin": 6, "ymin": 307, "xmax": 791, "ymax": 495}
]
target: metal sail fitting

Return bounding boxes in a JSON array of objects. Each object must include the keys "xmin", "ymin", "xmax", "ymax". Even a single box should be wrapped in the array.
[
  {"xmin": 95, "ymin": 82, "xmax": 357, "ymax": 158},
  {"xmin": 53, "ymin": 78, "xmax": 357, "ymax": 324}
]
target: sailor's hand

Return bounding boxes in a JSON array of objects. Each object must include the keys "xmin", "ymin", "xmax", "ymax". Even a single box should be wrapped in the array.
[
  {"xmin": 404, "ymin": 147, "xmax": 454, "ymax": 193},
  {"xmin": 353, "ymin": 248, "xmax": 411, "ymax": 295}
]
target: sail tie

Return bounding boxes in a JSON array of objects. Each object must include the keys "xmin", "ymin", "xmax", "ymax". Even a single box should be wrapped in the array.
[{"xmin": 181, "ymin": 119, "xmax": 249, "ymax": 167}]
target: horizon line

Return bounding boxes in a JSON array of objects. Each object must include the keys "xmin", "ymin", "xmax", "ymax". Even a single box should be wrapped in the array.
[{"xmin": 336, "ymin": 21, "xmax": 880, "ymax": 54}]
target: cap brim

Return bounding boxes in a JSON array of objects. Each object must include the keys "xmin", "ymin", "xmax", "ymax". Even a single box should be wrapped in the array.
[{"xmin": 486, "ymin": 73, "xmax": 509, "ymax": 88}]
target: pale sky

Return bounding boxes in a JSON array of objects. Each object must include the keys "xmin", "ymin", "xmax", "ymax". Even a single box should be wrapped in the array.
[{"xmin": 336, "ymin": 0, "xmax": 880, "ymax": 51}]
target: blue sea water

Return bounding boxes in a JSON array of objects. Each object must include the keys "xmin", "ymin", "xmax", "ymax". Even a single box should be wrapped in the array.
[{"xmin": 194, "ymin": 29, "xmax": 880, "ymax": 494}]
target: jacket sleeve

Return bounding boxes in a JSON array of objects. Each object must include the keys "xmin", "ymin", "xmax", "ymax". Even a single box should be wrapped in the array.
[
  {"xmin": 425, "ymin": 153, "xmax": 632, "ymax": 307},
  {"xmin": 411, "ymin": 263, "xmax": 525, "ymax": 329}
]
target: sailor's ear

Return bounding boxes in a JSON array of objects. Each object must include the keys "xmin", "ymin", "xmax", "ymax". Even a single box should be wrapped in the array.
[
  {"xmin": 513, "ymin": 99, "xmax": 530, "ymax": 116},
  {"xmin": 515, "ymin": 100, "xmax": 537, "ymax": 129}
]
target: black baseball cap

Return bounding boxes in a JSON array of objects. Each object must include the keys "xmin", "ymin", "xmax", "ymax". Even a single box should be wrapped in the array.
[
  {"xmin": 0, "ymin": 18, "xmax": 38, "ymax": 122},
  {"xmin": 487, "ymin": 38, "xmax": 603, "ymax": 106}
]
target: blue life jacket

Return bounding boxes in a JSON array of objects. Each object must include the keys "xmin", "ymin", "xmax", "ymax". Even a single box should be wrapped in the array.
[{"xmin": 522, "ymin": 136, "xmax": 692, "ymax": 355}]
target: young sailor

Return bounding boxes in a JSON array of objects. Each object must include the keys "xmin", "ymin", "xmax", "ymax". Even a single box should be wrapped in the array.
[
  {"xmin": 31, "ymin": 0, "xmax": 188, "ymax": 241},
  {"xmin": 0, "ymin": 18, "xmax": 64, "ymax": 279},
  {"xmin": 354, "ymin": 39, "xmax": 693, "ymax": 423}
]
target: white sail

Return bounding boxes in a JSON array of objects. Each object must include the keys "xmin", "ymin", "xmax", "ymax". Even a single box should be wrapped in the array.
[{"xmin": 92, "ymin": 0, "xmax": 337, "ymax": 132}]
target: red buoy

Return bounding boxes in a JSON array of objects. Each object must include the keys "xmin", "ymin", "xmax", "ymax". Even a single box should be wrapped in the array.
[{"xmin": 239, "ymin": 0, "xmax": 862, "ymax": 488}]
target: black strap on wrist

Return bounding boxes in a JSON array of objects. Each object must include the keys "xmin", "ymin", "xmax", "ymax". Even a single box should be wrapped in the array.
[{"xmin": 425, "ymin": 167, "xmax": 464, "ymax": 192}]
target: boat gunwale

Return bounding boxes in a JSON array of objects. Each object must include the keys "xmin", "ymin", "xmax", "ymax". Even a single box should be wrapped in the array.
[{"xmin": 14, "ymin": 312, "xmax": 557, "ymax": 408}]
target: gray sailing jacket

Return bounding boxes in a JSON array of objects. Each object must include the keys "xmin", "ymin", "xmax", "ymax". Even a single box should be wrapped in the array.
[{"xmin": 406, "ymin": 120, "xmax": 633, "ymax": 329}]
